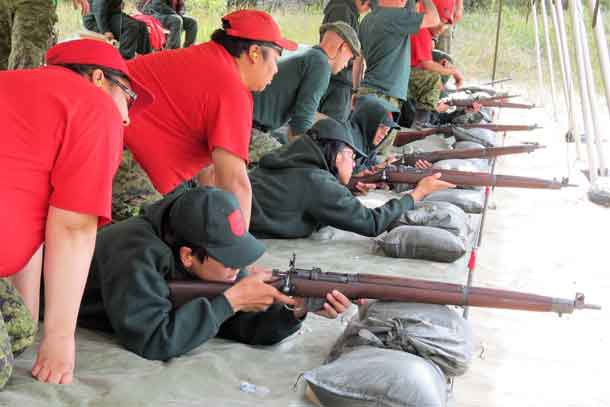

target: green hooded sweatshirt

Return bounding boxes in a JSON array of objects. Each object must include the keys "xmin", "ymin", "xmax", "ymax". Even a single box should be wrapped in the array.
[
  {"xmin": 349, "ymin": 95, "xmax": 397, "ymax": 172},
  {"xmin": 78, "ymin": 191, "xmax": 303, "ymax": 361},
  {"xmin": 249, "ymin": 135, "xmax": 414, "ymax": 239}
]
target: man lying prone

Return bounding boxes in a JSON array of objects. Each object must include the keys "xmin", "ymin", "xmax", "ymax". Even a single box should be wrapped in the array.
[{"xmin": 74, "ymin": 187, "xmax": 350, "ymax": 360}]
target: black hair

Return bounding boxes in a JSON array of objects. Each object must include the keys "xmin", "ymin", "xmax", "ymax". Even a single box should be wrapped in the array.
[
  {"xmin": 210, "ymin": 27, "xmax": 279, "ymax": 59},
  {"xmin": 57, "ymin": 63, "xmax": 129, "ymax": 82},
  {"xmin": 308, "ymin": 130, "xmax": 347, "ymax": 178}
]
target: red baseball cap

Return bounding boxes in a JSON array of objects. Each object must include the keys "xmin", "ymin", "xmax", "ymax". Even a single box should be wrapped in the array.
[
  {"xmin": 45, "ymin": 39, "xmax": 154, "ymax": 116},
  {"xmin": 433, "ymin": 0, "xmax": 456, "ymax": 24},
  {"xmin": 222, "ymin": 10, "xmax": 297, "ymax": 51}
]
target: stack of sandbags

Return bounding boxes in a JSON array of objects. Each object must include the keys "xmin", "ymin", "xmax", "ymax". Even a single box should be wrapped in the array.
[{"xmin": 304, "ymin": 302, "xmax": 474, "ymax": 407}]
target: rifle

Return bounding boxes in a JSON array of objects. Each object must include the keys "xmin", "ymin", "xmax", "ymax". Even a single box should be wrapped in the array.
[
  {"xmin": 395, "ymin": 144, "xmax": 544, "ymax": 167},
  {"xmin": 446, "ymin": 78, "xmax": 512, "ymax": 94},
  {"xmin": 446, "ymin": 98, "xmax": 535, "ymax": 109},
  {"xmin": 445, "ymin": 93, "xmax": 520, "ymax": 106},
  {"xmin": 394, "ymin": 123, "xmax": 541, "ymax": 147},
  {"xmin": 168, "ymin": 256, "xmax": 600, "ymax": 316},
  {"xmin": 347, "ymin": 167, "xmax": 577, "ymax": 190}
]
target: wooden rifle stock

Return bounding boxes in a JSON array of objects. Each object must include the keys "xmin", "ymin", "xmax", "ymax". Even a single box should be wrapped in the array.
[
  {"xmin": 168, "ymin": 262, "xmax": 600, "ymax": 316},
  {"xmin": 396, "ymin": 144, "xmax": 544, "ymax": 167},
  {"xmin": 348, "ymin": 168, "xmax": 576, "ymax": 190},
  {"xmin": 394, "ymin": 123, "xmax": 540, "ymax": 147}
]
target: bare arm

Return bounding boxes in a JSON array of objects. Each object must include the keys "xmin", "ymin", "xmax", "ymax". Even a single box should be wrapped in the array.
[
  {"xmin": 418, "ymin": 60, "xmax": 464, "ymax": 87},
  {"xmin": 211, "ymin": 148, "xmax": 252, "ymax": 227},
  {"xmin": 454, "ymin": 0, "xmax": 463, "ymax": 23},
  {"xmin": 420, "ymin": 0, "xmax": 441, "ymax": 28},
  {"xmin": 72, "ymin": 0, "xmax": 90, "ymax": 16},
  {"xmin": 10, "ymin": 245, "xmax": 43, "ymax": 322},
  {"xmin": 32, "ymin": 206, "xmax": 98, "ymax": 384}
]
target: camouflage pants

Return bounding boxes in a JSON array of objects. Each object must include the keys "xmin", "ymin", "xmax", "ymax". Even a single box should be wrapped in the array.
[
  {"xmin": 0, "ymin": 0, "xmax": 57, "ymax": 70},
  {"xmin": 111, "ymin": 149, "xmax": 163, "ymax": 223},
  {"xmin": 354, "ymin": 87, "xmax": 403, "ymax": 154},
  {"xmin": 249, "ymin": 127, "xmax": 281, "ymax": 163},
  {"xmin": 354, "ymin": 86, "xmax": 402, "ymax": 110},
  {"xmin": 0, "ymin": 278, "xmax": 37, "ymax": 389},
  {"xmin": 408, "ymin": 68, "xmax": 442, "ymax": 112}
]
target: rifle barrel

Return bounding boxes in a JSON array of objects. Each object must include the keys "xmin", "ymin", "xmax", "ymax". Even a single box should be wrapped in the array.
[
  {"xmin": 398, "ymin": 145, "xmax": 543, "ymax": 166},
  {"xmin": 349, "ymin": 168, "xmax": 570, "ymax": 190},
  {"xmin": 393, "ymin": 124, "xmax": 540, "ymax": 147}
]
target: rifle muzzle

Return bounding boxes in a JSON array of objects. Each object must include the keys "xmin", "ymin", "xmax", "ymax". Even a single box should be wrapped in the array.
[{"xmin": 551, "ymin": 293, "xmax": 602, "ymax": 315}]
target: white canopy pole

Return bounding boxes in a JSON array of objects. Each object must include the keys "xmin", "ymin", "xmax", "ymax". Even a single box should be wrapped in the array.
[
  {"xmin": 570, "ymin": 0, "xmax": 599, "ymax": 181},
  {"xmin": 549, "ymin": 0, "xmax": 569, "ymax": 106},
  {"xmin": 555, "ymin": 0, "xmax": 582, "ymax": 158},
  {"xmin": 532, "ymin": 0, "xmax": 546, "ymax": 106},
  {"xmin": 540, "ymin": 0, "xmax": 559, "ymax": 119},
  {"xmin": 576, "ymin": 0, "xmax": 608, "ymax": 175},
  {"xmin": 587, "ymin": 0, "xmax": 610, "ymax": 119}
]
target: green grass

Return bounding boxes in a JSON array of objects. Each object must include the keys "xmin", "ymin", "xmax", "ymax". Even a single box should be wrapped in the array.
[{"xmin": 55, "ymin": 0, "xmax": 610, "ymax": 92}]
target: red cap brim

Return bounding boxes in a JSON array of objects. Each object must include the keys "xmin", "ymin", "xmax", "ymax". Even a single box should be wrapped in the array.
[{"xmin": 274, "ymin": 38, "xmax": 298, "ymax": 51}]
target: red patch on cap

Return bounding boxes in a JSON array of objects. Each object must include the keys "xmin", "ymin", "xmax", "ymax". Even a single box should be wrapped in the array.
[{"xmin": 227, "ymin": 209, "xmax": 246, "ymax": 237}]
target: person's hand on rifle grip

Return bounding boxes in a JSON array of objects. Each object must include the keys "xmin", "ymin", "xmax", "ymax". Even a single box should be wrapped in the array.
[
  {"xmin": 293, "ymin": 290, "xmax": 352, "ymax": 320},
  {"xmin": 353, "ymin": 167, "xmax": 379, "ymax": 195},
  {"xmin": 245, "ymin": 264, "xmax": 271, "ymax": 275},
  {"xmin": 354, "ymin": 182, "xmax": 377, "ymax": 195},
  {"xmin": 223, "ymin": 271, "xmax": 295, "ymax": 313},
  {"xmin": 409, "ymin": 172, "xmax": 455, "ymax": 202},
  {"xmin": 436, "ymin": 101, "xmax": 450, "ymax": 113},
  {"xmin": 466, "ymin": 101, "xmax": 482, "ymax": 114}
]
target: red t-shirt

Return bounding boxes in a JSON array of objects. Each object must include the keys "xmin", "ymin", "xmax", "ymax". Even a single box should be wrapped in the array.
[
  {"xmin": 410, "ymin": 28, "xmax": 433, "ymax": 67},
  {"xmin": 125, "ymin": 41, "xmax": 253, "ymax": 194},
  {"xmin": 0, "ymin": 67, "xmax": 123, "ymax": 277}
]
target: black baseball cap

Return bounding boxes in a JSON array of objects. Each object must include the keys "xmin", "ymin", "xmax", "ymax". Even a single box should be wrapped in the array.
[{"xmin": 169, "ymin": 188, "xmax": 264, "ymax": 269}]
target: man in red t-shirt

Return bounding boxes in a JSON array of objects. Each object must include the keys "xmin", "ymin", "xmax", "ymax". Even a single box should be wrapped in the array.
[
  {"xmin": 0, "ymin": 39, "xmax": 153, "ymax": 387},
  {"xmin": 115, "ymin": 9, "xmax": 297, "ymax": 226},
  {"xmin": 408, "ymin": 0, "xmax": 465, "ymax": 124}
]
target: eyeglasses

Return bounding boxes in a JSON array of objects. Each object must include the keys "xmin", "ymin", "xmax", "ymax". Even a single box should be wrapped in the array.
[
  {"xmin": 106, "ymin": 76, "xmax": 138, "ymax": 110},
  {"xmin": 340, "ymin": 149, "xmax": 356, "ymax": 160}
]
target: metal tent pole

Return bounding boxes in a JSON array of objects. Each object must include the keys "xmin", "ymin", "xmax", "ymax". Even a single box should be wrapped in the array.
[
  {"xmin": 555, "ymin": 0, "xmax": 583, "ymax": 159},
  {"xmin": 587, "ymin": 0, "xmax": 610, "ymax": 119},
  {"xmin": 570, "ymin": 0, "xmax": 599, "ymax": 181},
  {"xmin": 541, "ymin": 0, "xmax": 559, "ymax": 119},
  {"xmin": 491, "ymin": 0, "xmax": 504, "ymax": 82},
  {"xmin": 549, "ymin": 0, "xmax": 570, "ymax": 106},
  {"xmin": 576, "ymin": 1, "xmax": 608, "ymax": 175},
  {"xmin": 532, "ymin": 1, "xmax": 546, "ymax": 106}
]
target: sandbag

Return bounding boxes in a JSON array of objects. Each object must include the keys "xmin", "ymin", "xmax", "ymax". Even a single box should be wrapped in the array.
[
  {"xmin": 394, "ymin": 134, "xmax": 455, "ymax": 154},
  {"xmin": 389, "ymin": 201, "xmax": 470, "ymax": 239},
  {"xmin": 304, "ymin": 346, "xmax": 448, "ymax": 407},
  {"xmin": 423, "ymin": 189, "xmax": 485, "ymax": 214},
  {"xmin": 376, "ymin": 225, "xmax": 466, "ymax": 263},
  {"xmin": 328, "ymin": 302, "xmax": 474, "ymax": 376},
  {"xmin": 452, "ymin": 127, "xmax": 497, "ymax": 147},
  {"xmin": 432, "ymin": 158, "xmax": 488, "ymax": 172}
]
